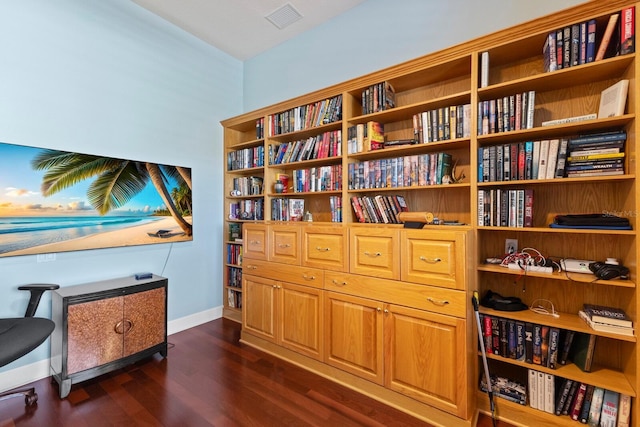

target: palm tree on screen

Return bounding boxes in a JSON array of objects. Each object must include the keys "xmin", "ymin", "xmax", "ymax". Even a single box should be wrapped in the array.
[{"xmin": 31, "ymin": 150, "xmax": 192, "ymax": 236}]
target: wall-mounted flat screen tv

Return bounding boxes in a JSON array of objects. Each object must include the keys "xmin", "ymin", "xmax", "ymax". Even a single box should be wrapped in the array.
[{"xmin": 0, "ymin": 141, "xmax": 192, "ymax": 258}]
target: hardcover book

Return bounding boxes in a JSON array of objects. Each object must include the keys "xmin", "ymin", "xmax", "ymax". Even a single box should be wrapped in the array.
[
  {"xmin": 599, "ymin": 389, "xmax": 620, "ymax": 426},
  {"xmin": 598, "ymin": 79, "xmax": 629, "ymax": 118},
  {"xmin": 595, "ymin": 13, "xmax": 620, "ymax": 61},
  {"xmin": 620, "ymin": 6, "xmax": 635, "ymax": 55},
  {"xmin": 582, "ymin": 303, "xmax": 633, "ymax": 327},
  {"xmin": 570, "ymin": 332, "xmax": 597, "ymax": 372}
]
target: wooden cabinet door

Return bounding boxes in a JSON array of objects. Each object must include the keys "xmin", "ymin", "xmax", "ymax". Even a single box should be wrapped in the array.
[
  {"xmin": 324, "ymin": 291, "xmax": 383, "ymax": 384},
  {"xmin": 242, "ymin": 275, "xmax": 277, "ymax": 342},
  {"xmin": 269, "ymin": 224, "xmax": 300, "ymax": 265},
  {"xmin": 384, "ymin": 303, "xmax": 468, "ymax": 419},
  {"xmin": 67, "ymin": 297, "xmax": 124, "ymax": 374},
  {"xmin": 349, "ymin": 228, "xmax": 399, "ymax": 279},
  {"xmin": 243, "ymin": 224, "xmax": 268, "ymax": 260},
  {"xmin": 279, "ymin": 282, "xmax": 323, "ymax": 360},
  {"xmin": 123, "ymin": 287, "xmax": 166, "ymax": 357}
]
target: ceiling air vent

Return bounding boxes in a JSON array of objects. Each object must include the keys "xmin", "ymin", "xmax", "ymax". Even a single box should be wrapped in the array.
[{"xmin": 265, "ymin": 3, "xmax": 303, "ymax": 29}]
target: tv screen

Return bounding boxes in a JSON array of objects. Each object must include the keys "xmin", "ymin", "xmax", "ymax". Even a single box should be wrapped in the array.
[{"xmin": 0, "ymin": 141, "xmax": 192, "ymax": 257}]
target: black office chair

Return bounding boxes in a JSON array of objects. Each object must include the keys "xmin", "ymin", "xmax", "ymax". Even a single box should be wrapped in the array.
[{"xmin": 0, "ymin": 284, "xmax": 59, "ymax": 406}]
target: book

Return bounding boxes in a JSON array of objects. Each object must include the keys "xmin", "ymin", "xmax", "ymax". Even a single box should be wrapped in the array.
[
  {"xmin": 570, "ymin": 382, "xmax": 587, "ymax": 421},
  {"xmin": 559, "ymin": 329, "xmax": 575, "ymax": 365},
  {"xmin": 588, "ymin": 387, "xmax": 605, "ymax": 426},
  {"xmin": 598, "ymin": 79, "xmax": 629, "ymax": 118},
  {"xmin": 586, "ymin": 18, "xmax": 597, "ymax": 62},
  {"xmin": 599, "ymin": 389, "xmax": 620, "ymax": 426},
  {"xmin": 617, "ymin": 393, "xmax": 631, "ymax": 427},
  {"xmin": 524, "ymin": 322, "xmax": 533, "ymax": 363},
  {"xmin": 578, "ymin": 384, "xmax": 595, "ymax": 423},
  {"xmin": 595, "ymin": 13, "xmax": 620, "ymax": 61},
  {"xmin": 570, "ymin": 332, "xmax": 597, "ymax": 372},
  {"xmin": 547, "ymin": 327, "xmax": 560, "ymax": 369},
  {"xmin": 562, "ymin": 380, "xmax": 579, "ymax": 415},
  {"xmin": 620, "ymin": 6, "xmax": 635, "ymax": 55},
  {"xmin": 532, "ymin": 323, "xmax": 542, "ymax": 364},
  {"xmin": 553, "ymin": 138, "xmax": 569, "ymax": 178},
  {"xmin": 545, "ymin": 139, "xmax": 560, "ymax": 179},
  {"xmin": 555, "ymin": 378, "xmax": 573, "ymax": 415},
  {"xmin": 481, "ymin": 51, "xmax": 489, "ymax": 88},
  {"xmin": 541, "ymin": 113, "xmax": 596, "ymax": 126},
  {"xmin": 543, "ymin": 373, "xmax": 555, "ymax": 414},
  {"xmin": 366, "ymin": 121, "xmax": 385, "ymax": 151},
  {"xmin": 583, "ymin": 303, "xmax": 633, "ymax": 328},
  {"xmin": 578, "ymin": 312, "xmax": 634, "ymax": 336},
  {"xmin": 540, "ymin": 325, "xmax": 550, "ymax": 366},
  {"xmin": 289, "ymin": 198, "xmax": 305, "ymax": 220}
]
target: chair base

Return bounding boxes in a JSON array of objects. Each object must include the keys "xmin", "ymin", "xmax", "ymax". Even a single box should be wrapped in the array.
[{"xmin": 0, "ymin": 387, "xmax": 38, "ymax": 406}]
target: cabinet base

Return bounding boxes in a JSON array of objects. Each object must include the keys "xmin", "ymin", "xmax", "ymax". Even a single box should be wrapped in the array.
[{"xmin": 241, "ymin": 331, "xmax": 475, "ymax": 427}]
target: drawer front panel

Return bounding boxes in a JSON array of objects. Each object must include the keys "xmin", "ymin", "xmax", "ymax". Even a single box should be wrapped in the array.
[
  {"xmin": 349, "ymin": 229, "xmax": 399, "ymax": 280},
  {"xmin": 269, "ymin": 225, "xmax": 300, "ymax": 265},
  {"xmin": 324, "ymin": 271, "xmax": 465, "ymax": 318},
  {"xmin": 243, "ymin": 225, "xmax": 268, "ymax": 260},
  {"xmin": 303, "ymin": 228, "xmax": 347, "ymax": 271},
  {"xmin": 244, "ymin": 259, "xmax": 323, "ymax": 289}
]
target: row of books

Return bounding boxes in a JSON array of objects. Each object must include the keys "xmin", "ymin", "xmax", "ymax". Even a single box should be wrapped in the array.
[
  {"xmin": 478, "ymin": 90, "xmax": 535, "ymax": 135},
  {"xmin": 226, "ymin": 243, "xmax": 242, "ymax": 266},
  {"xmin": 480, "ymin": 374, "xmax": 526, "ymax": 406},
  {"xmin": 479, "ymin": 314, "xmax": 582, "ymax": 369},
  {"xmin": 227, "ymin": 289, "xmax": 242, "ymax": 309},
  {"xmin": 271, "ymin": 198, "xmax": 305, "ymax": 221},
  {"xmin": 565, "ymin": 130, "xmax": 627, "ymax": 178},
  {"xmin": 290, "ymin": 164, "xmax": 342, "ymax": 193},
  {"xmin": 477, "ymin": 188, "xmax": 533, "ymax": 228},
  {"xmin": 232, "ymin": 176, "xmax": 263, "ymax": 197},
  {"xmin": 412, "ymin": 104, "xmax": 472, "ymax": 144},
  {"xmin": 328, "ymin": 195, "xmax": 342, "ymax": 223},
  {"xmin": 268, "ymin": 95, "xmax": 342, "ymax": 136},
  {"xmin": 227, "ymin": 266, "xmax": 242, "ymax": 288},
  {"xmin": 350, "ymin": 194, "xmax": 408, "ymax": 224},
  {"xmin": 269, "ymin": 130, "xmax": 342, "ymax": 165},
  {"xmin": 346, "ymin": 121, "xmax": 385, "ymax": 154},
  {"xmin": 527, "ymin": 370, "xmax": 631, "ymax": 426},
  {"xmin": 229, "ymin": 199, "xmax": 264, "ymax": 221},
  {"xmin": 227, "ymin": 145, "xmax": 265, "ymax": 171},
  {"xmin": 361, "ymin": 81, "xmax": 395, "ymax": 115},
  {"xmin": 256, "ymin": 117, "xmax": 265, "ymax": 140},
  {"xmin": 347, "ymin": 152, "xmax": 453, "ymax": 190}
]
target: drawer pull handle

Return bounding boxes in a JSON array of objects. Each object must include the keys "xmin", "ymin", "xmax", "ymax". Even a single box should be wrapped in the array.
[
  {"xmin": 302, "ymin": 274, "xmax": 316, "ymax": 280},
  {"xmin": 427, "ymin": 297, "xmax": 450, "ymax": 306},
  {"xmin": 419, "ymin": 256, "xmax": 442, "ymax": 263},
  {"xmin": 250, "ymin": 240, "xmax": 261, "ymax": 244},
  {"xmin": 364, "ymin": 251, "xmax": 382, "ymax": 257},
  {"xmin": 278, "ymin": 243, "xmax": 291, "ymax": 248},
  {"xmin": 245, "ymin": 265, "xmax": 257, "ymax": 270},
  {"xmin": 316, "ymin": 247, "xmax": 330, "ymax": 252},
  {"xmin": 332, "ymin": 279, "xmax": 347, "ymax": 286},
  {"xmin": 114, "ymin": 319, "xmax": 134, "ymax": 334}
]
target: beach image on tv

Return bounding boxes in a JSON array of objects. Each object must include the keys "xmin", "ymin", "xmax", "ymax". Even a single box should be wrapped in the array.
[{"xmin": 0, "ymin": 141, "xmax": 192, "ymax": 257}]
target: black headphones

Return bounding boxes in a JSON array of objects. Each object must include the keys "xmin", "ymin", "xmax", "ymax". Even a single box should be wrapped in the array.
[{"xmin": 589, "ymin": 262, "xmax": 630, "ymax": 280}]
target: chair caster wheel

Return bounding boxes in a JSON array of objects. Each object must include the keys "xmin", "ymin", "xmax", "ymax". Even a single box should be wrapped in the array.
[{"xmin": 25, "ymin": 392, "xmax": 38, "ymax": 406}]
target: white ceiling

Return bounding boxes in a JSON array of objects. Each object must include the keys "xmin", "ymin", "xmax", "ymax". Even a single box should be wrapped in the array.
[{"xmin": 131, "ymin": 0, "xmax": 367, "ymax": 60}]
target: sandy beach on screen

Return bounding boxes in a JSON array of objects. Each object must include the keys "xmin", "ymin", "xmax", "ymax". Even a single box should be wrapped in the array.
[{"xmin": 2, "ymin": 216, "xmax": 192, "ymax": 256}]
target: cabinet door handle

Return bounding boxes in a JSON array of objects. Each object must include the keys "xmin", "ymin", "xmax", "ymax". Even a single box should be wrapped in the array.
[
  {"xmin": 331, "ymin": 279, "xmax": 347, "ymax": 286},
  {"xmin": 427, "ymin": 297, "xmax": 450, "ymax": 306},
  {"xmin": 302, "ymin": 274, "xmax": 316, "ymax": 281},
  {"xmin": 278, "ymin": 243, "xmax": 291, "ymax": 248},
  {"xmin": 315, "ymin": 247, "xmax": 330, "ymax": 252},
  {"xmin": 114, "ymin": 319, "xmax": 134, "ymax": 334},
  {"xmin": 364, "ymin": 251, "xmax": 382, "ymax": 257},
  {"xmin": 419, "ymin": 256, "xmax": 441, "ymax": 263}
]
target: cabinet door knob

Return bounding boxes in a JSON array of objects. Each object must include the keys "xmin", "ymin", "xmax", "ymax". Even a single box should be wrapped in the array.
[
  {"xmin": 364, "ymin": 251, "xmax": 382, "ymax": 257},
  {"xmin": 315, "ymin": 247, "xmax": 330, "ymax": 252},
  {"xmin": 419, "ymin": 256, "xmax": 442, "ymax": 263},
  {"xmin": 376, "ymin": 307, "xmax": 382, "ymax": 312},
  {"xmin": 302, "ymin": 274, "xmax": 316, "ymax": 280},
  {"xmin": 427, "ymin": 297, "xmax": 450, "ymax": 306},
  {"xmin": 383, "ymin": 309, "xmax": 389, "ymax": 314},
  {"xmin": 331, "ymin": 279, "xmax": 347, "ymax": 286},
  {"xmin": 114, "ymin": 319, "xmax": 134, "ymax": 334}
]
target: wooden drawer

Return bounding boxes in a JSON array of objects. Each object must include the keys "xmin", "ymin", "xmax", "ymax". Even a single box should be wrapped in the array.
[
  {"xmin": 400, "ymin": 230, "xmax": 466, "ymax": 290},
  {"xmin": 324, "ymin": 271, "xmax": 465, "ymax": 318},
  {"xmin": 349, "ymin": 228, "xmax": 399, "ymax": 280},
  {"xmin": 243, "ymin": 224, "xmax": 268, "ymax": 260},
  {"xmin": 269, "ymin": 224, "xmax": 300, "ymax": 265},
  {"xmin": 302, "ymin": 226, "xmax": 348, "ymax": 272},
  {"xmin": 244, "ymin": 259, "xmax": 323, "ymax": 289}
]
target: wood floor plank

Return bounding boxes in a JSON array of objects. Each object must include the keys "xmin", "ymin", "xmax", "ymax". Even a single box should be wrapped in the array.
[{"xmin": 0, "ymin": 318, "xmax": 513, "ymax": 426}]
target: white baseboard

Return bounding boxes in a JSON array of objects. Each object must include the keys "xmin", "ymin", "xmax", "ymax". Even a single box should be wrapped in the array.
[{"xmin": 0, "ymin": 305, "xmax": 223, "ymax": 393}]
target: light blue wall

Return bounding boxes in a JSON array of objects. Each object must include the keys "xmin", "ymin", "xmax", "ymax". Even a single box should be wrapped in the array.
[
  {"xmin": 244, "ymin": 0, "xmax": 586, "ymax": 111},
  {"xmin": 0, "ymin": 0, "xmax": 242, "ymax": 371}
]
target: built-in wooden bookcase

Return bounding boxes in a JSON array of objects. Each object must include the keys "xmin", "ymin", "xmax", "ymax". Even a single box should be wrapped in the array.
[{"xmin": 222, "ymin": 1, "xmax": 639, "ymax": 424}]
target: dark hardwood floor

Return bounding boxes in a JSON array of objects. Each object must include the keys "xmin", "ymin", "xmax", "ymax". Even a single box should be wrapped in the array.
[{"xmin": 0, "ymin": 318, "xmax": 513, "ymax": 427}]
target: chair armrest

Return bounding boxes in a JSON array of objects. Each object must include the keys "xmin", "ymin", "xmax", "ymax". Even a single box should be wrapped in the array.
[{"xmin": 18, "ymin": 284, "xmax": 60, "ymax": 317}]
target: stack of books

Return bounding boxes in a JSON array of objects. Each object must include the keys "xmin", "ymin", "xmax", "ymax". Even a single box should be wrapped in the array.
[
  {"xmin": 565, "ymin": 130, "xmax": 626, "ymax": 177},
  {"xmin": 578, "ymin": 303, "xmax": 634, "ymax": 336}
]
